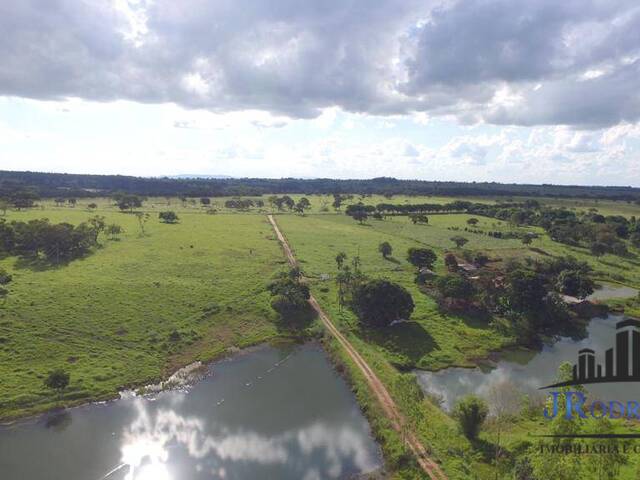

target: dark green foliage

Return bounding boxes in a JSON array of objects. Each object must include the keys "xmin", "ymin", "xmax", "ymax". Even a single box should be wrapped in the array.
[
  {"xmin": 450, "ymin": 236, "xmax": 469, "ymax": 248},
  {"xmin": 378, "ymin": 241, "xmax": 392, "ymax": 258},
  {"xmin": 466, "ymin": 218, "xmax": 479, "ymax": 226},
  {"xmin": 504, "ymin": 269, "xmax": 547, "ymax": 314},
  {"xmin": 0, "ymin": 218, "xmax": 100, "ymax": 264},
  {"xmin": 225, "ymin": 199, "xmax": 254, "ymax": 210},
  {"xmin": 435, "ymin": 274, "xmax": 475, "ymax": 299},
  {"xmin": 105, "ymin": 224, "xmax": 123, "ymax": 240},
  {"xmin": 590, "ymin": 241, "xmax": 608, "ymax": 256},
  {"xmin": 159, "ymin": 211, "xmax": 180, "ymax": 224},
  {"xmin": 452, "ymin": 394, "xmax": 488, "ymax": 440},
  {"xmin": 2, "ymin": 170, "xmax": 640, "ymax": 199},
  {"xmin": 267, "ymin": 270, "xmax": 310, "ymax": 321},
  {"xmin": 294, "ymin": 197, "xmax": 311, "ymax": 214},
  {"xmin": 351, "ymin": 279, "xmax": 414, "ymax": 327},
  {"xmin": 200, "ymin": 197, "xmax": 211, "ymax": 205},
  {"xmin": 0, "ymin": 268, "xmax": 12, "ymax": 285},
  {"xmin": 409, "ymin": 213, "xmax": 429, "ymax": 224},
  {"xmin": 556, "ymin": 270, "xmax": 595, "ymax": 299},
  {"xmin": 407, "ymin": 247, "xmax": 437, "ymax": 269},
  {"xmin": 115, "ymin": 194, "xmax": 143, "ymax": 212},
  {"xmin": 44, "ymin": 369, "xmax": 70, "ymax": 392},
  {"xmin": 335, "ymin": 251, "xmax": 347, "ymax": 269},
  {"xmin": 444, "ymin": 253, "xmax": 458, "ymax": 272}
]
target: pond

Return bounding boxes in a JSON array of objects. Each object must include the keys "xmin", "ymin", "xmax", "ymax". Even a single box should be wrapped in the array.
[
  {"xmin": 588, "ymin": 283, "xmax": 638, "ymax": 301},
  {"xmin": 415, "ymin": 314, "xmax": 640, "ymax": 412},
  {"xmin": 0, "ymin": 343, "xmax": 382, "ymax": 480}
]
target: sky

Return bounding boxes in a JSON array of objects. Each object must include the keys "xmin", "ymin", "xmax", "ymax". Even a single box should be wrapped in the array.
[{"xmin": 0, "ymin": 0, "xmax": 639, "ymax": 185}]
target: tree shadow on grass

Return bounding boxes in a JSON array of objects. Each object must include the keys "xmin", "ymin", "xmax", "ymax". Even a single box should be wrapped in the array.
[
  {"xmin": 360, "ymin": 321, "xmax": 438, "ymax": 368},
  {"xmin": 13, "ymin": 255, "xmax": 64, "ymax": 272},
  {"xmin": 383, "ymin": 256, "xmax": 401, "ymax": 264},
  {"xmin": 470, "ymin": 437, "xmax": 504, "ymax": 464}
]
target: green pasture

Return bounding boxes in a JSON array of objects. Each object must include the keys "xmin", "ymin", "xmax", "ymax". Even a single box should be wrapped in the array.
[{"xmin": 0, "ymin": 208, "xmax": 286, "ymax": 419}]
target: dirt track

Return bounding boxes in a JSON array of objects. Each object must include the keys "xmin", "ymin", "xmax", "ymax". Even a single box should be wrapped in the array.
[{"xmin": 268, "ymin": 214, "xmax": 447, "ymax": 480}]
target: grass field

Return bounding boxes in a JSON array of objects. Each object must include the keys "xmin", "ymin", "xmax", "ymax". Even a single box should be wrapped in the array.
[{"xmin": 0, "ymin": 206, "xmax": 290, "ymax": 419}]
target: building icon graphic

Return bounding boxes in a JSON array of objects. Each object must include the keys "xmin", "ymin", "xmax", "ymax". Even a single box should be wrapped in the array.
[{"xmin": 542, "ymin": 318, "xmax": 640, "ymax": 389}]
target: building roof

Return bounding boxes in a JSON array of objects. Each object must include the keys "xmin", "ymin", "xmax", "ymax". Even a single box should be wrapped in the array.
[{"xmin": 616, "ymin": 318, "xmax": 640, "ymax": 329}]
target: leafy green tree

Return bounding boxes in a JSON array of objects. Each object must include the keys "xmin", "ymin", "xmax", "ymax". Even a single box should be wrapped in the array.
[
  {"xmin": 409, "ymin": 213, "xmax": 429, "ymax": 224},
  {"xmin": 267, "ymin": 270, "xmax": 310, "ymax": 321},
  {"xmin": 450, "ymin": 236, "xmax": 469, "ymax": 248},
  {"xmin": 134, "ymin": 212, "xmax": 150, "ymax": 235},
  {"xmin": 105, "ymin": 224, "xmax": 123, "ymax": 240},
  {"xmin": 351, "ymin": 279, "xmax": 414, "ymax": 327},
  {"xmin": 351, "ymin": 210, "xmax": 368, "ymax": 224},
  {"xmin": 335, "ymin": 252, "xmax": 347, "ymax": 269},
  {"xmin": 44, "ymin": 369, "xmax": 70, "ymax": 395},
  {"xmin": 452, "ymin": 395, "xmax": 488, "ymax": 440},
  {"xmin": 159, "ymin": 211, "xmax": 179, "ymax": 224},
  {"xmin": 294, "ymin": 197, "xmax": 311, "ymax": 215},
  {"xmin": 444, "ymin": 253, "xmax": 458, "ymax": 272},
  {"xmin": 115, "ymin": 194, "xmax": 143, "ymax": 212},
  {"xmin": 200, "ymin": 197, "xmax": 211, "ymax": 206},
  {"xmin": 0, "ymin": 268, "xmax": 12, "ymax": 286},
  {"xmin": 407, "ymin": 247, "xmax": 437, "ymax": 270},
  {"xmin": 378, "ymin": 241, "xmax": 392, "ymax": 259},
  {"xmin": 281, "ymin": 195, "xmax": 295, "ymax": 211},
  {"xmin": 332, "ymin": 194, "xmax": 344, "ymax": 211},
  {"xmin": 87, "ymin": 202, "xmax": 98, "ymax": 210},
  {"xmin": 556, "ymin": 269, "xmax": 595, "ymax": 299},
  {"xmin": 87, "ymin": 215, "xmax": 106, "ymax": 243},
  {"xmin": 466, "ymin": 218, "xmax": 479, "ymax": 226},
  {"xmin": 590, "ymin": 241, "xmax": 608, "ymax": 256},
  {"xmin": 435, "ymin": 274, "xmax": 474, "ymax": 299},
  {"xmin": 0, "ymin": 269, "xmax": 9, "ymax": 299},
  {"xmin": 505, "ymin": 269, "xmax": 547, "ymax": 314}
]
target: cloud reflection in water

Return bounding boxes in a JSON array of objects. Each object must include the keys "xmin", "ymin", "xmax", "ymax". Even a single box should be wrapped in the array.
[{"xmin": 119, "ymin": 398, "xmax": 378, "ymax": 479}]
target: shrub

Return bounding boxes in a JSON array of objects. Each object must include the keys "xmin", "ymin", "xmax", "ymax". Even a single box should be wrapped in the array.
[
  {"xmin": 435, "ymin": 274, "xmax": 474, "ymax": 299},
  {"xmin": 159, "ymin": 211, "xmax": 179, "ymax": 224},
  {"xmin": 453, "ymin": 394, "xmax": 488, "ymax": 440},
  {"xmin": 44, "ymin": 369, "xmax": 70, "ymax": 393},
  {"xmin": 407, "ymin": 247, "xmax": 437, "ymax": 270}
]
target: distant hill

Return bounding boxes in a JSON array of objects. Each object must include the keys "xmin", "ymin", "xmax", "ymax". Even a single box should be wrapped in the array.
[
  {"xmin": 169, "ymin": 174, "xmax": 234, "ymax": 179},
  {"xmin": 1, "ymin": 170, "xmax": 639, "ymax": 201}
]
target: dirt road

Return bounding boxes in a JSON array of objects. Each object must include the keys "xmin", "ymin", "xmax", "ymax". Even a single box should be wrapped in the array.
[{"xmin": 267, "ymin": 214, "xmax": 447, "ymax": 480}]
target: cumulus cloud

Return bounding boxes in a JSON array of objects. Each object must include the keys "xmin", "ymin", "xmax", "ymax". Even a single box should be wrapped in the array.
[{"xmin": 0, "ymin": 0, "xmax": 639, "ymax": 128}]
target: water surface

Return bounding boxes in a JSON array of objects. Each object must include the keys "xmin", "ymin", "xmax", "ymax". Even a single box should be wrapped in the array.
[
  {"xmin": 416, "ymin": 315, "xmax": 640, "ymax": 411},
  {"xmin": 588, "ymin": 283, "xmax": 638, "ymax": 301},
  {"xmin": 0, "ymin": 343, "xmax": 381, "ymax": 480}
]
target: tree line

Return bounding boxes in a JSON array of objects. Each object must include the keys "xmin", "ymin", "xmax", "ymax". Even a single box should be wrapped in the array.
[
  {"xmin": 2, "ymin": 170, "xmax": 640, "ymax": 201},
  {"xmin": 0, "ymin": 216, "xmax": 120, "ymax": 265},
  {"xmin": 346, "ymin": 200, "xmax": 640, "ymax": 257}
]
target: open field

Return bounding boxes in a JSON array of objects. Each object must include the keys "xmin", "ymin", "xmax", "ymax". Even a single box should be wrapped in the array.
[{"xmin": 0, "ymin": 207, "xmax": 288, "ymax": 419}]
